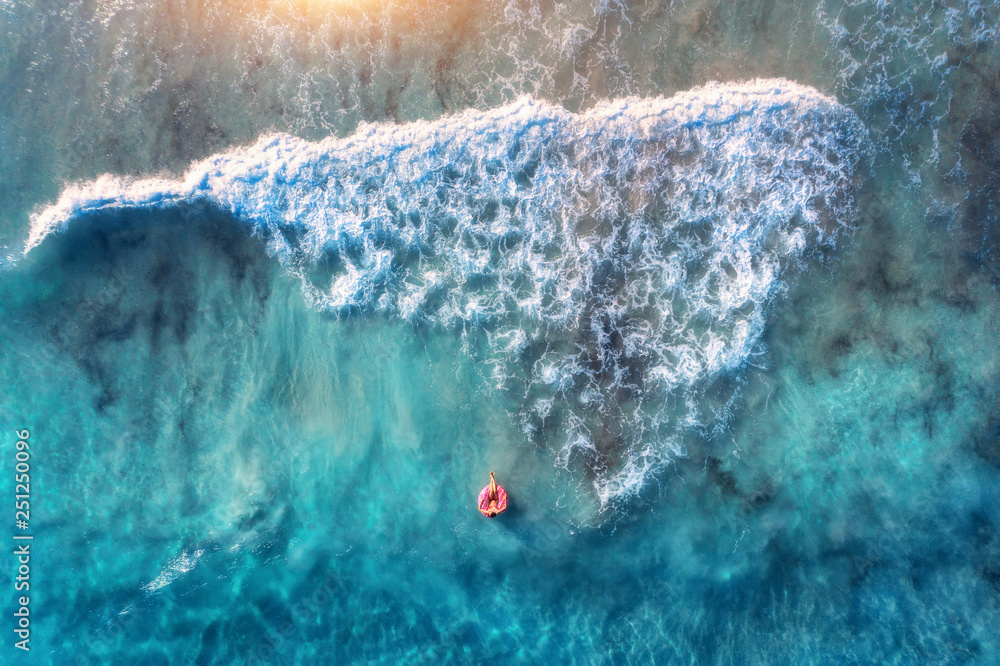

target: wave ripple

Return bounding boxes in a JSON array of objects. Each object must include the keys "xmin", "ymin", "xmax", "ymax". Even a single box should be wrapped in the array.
[{"xmin": 28, "ymin": 79, "xmax": 868, "ymax": 507}]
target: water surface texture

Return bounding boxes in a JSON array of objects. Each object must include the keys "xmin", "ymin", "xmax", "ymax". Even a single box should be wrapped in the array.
[{"xmin": 2, "ymin": 0, "xmax": 1000, "ymax": 664}]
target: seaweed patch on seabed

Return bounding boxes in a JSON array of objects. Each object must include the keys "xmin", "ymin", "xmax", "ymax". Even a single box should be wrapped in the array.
[
  {"xmin": 19, "ymin": 204, "xmax": 276, "ymax": 413},
  {"xmin": 952, "ymin": 44, "xmax": 1000, "ymax": 263}
]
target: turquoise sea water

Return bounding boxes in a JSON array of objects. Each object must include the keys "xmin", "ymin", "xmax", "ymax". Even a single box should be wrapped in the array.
[{"xmin": 2, "ymin": 0, "xmax": 1000, "ymax": 663}]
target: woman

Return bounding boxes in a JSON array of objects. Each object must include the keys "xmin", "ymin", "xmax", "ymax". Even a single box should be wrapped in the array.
[{"xmin": 478, "ymin": 471, "xmax": 507, "ymax": 518}]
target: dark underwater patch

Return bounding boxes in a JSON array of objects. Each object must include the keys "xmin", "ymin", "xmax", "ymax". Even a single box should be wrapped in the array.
[
  {"xmin": 20, "ymin": 204, "xmax": 276, "ymax": 412},
  {"xmin": 955, "ymin": 54, "xmax": 1000, "ymax": 281}
]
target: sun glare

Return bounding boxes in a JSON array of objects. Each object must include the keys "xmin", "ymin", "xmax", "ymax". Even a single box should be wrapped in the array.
[{"xmin": 277, "ymin": 0, "xmax": 383, "ymax": 16}]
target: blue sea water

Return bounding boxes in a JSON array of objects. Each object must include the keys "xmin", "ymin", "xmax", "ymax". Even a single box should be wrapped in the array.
[{"xmin": 1, "ymin": 0, "xmax": 1000, "ymax": 663}]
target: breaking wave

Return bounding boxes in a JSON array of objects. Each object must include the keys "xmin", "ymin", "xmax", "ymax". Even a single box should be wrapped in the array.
[{"xmin": 27, "ymin": 79, "xmax": 869, "ymax": 508}]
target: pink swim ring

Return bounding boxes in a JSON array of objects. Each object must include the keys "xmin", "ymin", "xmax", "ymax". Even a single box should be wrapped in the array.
[{"xmin": 478, "ymin": 484, "xmax": 508, "ymax": 517}]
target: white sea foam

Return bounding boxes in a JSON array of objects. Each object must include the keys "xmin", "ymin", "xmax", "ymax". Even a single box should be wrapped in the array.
[
  {"xmin": 27, "ymin": 79, "xmax": 869, "ymax": 508},
  {"xmin": 142, "ymin": 548, "xmax": 204, "ymax": 594}
]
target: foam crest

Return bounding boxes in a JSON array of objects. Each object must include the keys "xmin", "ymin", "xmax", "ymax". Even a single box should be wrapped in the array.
[
  {"xmin": 27, "ymin": 79, "xmax": 869, "ymax": 508},
  {"xmin": 142, "ymin": 548, "xmax": 204, "ymax": 595}
]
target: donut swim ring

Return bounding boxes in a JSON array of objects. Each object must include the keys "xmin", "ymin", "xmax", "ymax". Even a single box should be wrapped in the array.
[
  {"xmin": 478, "ymin": 485, "xmax": 507, "ymax": 517},
  {"xmin": 478, "ymin": 472, "xmax": 508, "ymax": 518}
]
